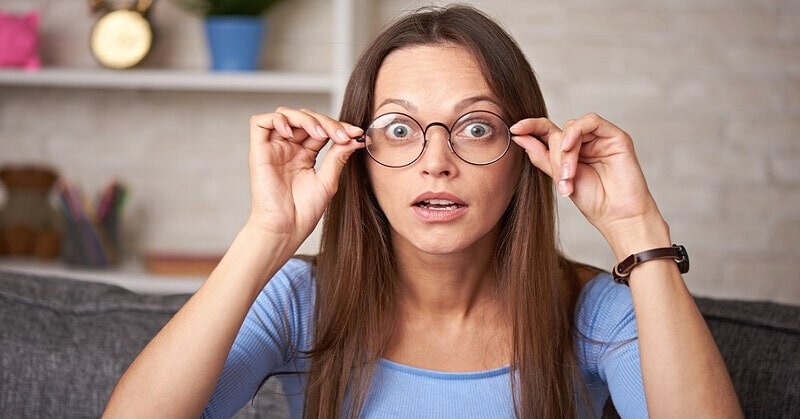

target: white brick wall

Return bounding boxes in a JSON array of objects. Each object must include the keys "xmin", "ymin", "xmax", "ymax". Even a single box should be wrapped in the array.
[{"xmin": 1, "ymin": 0, "xmax": 798, "ymax": 303}]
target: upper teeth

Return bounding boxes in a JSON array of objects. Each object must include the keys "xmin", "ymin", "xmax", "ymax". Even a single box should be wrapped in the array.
[{"xmin": 424, "ymin": 199, "xmax": 456, "ymax": 205}]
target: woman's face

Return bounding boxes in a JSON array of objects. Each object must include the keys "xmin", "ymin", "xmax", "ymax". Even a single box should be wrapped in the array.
[{"xmin": 366, "ymin": 43, "xmax": 523, "ymax": 257}]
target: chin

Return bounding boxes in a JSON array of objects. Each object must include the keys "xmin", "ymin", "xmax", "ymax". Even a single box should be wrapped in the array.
[
  {"xmin": 396, "ymin": 227, "xmax": 492, "ymax": 257},
  {"xmin": 414, "ymin": 240, "xmax": 471, "ymax": 256}
]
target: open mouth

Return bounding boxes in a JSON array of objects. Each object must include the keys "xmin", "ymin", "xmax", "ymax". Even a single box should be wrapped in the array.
[{"xmin": 414, "ymin": 199, "xmax": 465, "ymax": 211}]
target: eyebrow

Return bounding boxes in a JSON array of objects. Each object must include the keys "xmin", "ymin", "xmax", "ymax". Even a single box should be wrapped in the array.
[
  {"xmin": 456, "ymin": 95, "xmax": 500, "ymax": 110},
  {"xmin": 375, "ymin": 95, "xmax": 501, "ymax": 114},
  {"xmin": 376, "ymin": 98, "xmax": 417, "ymax": 112}
]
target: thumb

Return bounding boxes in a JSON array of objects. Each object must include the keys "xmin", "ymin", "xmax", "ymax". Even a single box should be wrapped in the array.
[{"xmin": 316, "ymin": 140, "xmax": 365, "ymax": 193}]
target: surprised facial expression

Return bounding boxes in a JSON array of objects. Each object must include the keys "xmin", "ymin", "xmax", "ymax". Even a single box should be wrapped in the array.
[{"xmin": 366, "ymin": 43, "xmax": 523, "ymax": 258}]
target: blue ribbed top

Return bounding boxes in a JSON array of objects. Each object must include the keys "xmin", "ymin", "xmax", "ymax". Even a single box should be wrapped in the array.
[{"xmin": 203, "ymin": 258, "xmax": 647, "ymax": 418}]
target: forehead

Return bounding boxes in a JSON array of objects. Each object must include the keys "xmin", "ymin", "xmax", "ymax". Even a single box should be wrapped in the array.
[{"xmin": 374, "ymin": 43, "xmax": 496, "ymax": 113}]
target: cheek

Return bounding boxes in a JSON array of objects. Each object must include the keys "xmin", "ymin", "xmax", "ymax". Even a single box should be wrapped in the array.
[
  {"xmin": 365, "ymin": 162, "xmax": 398, "ymax": 209},
  {"xmin": 491, "ymin": 150, "xmax": 525, "ymax": 200}
]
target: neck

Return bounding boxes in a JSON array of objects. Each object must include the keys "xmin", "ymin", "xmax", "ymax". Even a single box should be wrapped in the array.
[{"xmin": 392, "ymin": 229, "xmax": 501, "ymax": 318}]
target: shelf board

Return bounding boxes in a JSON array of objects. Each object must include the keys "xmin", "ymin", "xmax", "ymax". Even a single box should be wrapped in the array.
[{"xmin": 0, "ymin": 68, "xmax": 334, "ymax": 94}]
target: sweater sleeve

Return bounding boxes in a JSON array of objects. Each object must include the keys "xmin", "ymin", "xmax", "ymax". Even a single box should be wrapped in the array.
[
  {"xmin": 575, "ymin": 272, "xmax": 648, "ymax": 418},
  {"xmin": 202, "ymin": 258, "xmax": 315, "ymax": 418}
]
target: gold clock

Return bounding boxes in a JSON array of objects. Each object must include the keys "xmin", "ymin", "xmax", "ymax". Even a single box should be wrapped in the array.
[{"xmin": 88, "ymin": 0, "xmax": 154, "ymax": 69}]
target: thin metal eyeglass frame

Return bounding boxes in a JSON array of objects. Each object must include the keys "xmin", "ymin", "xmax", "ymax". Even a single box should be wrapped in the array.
[{"xmin": 355, "ymin": 110, "xmax": 512, "ymax": 168}]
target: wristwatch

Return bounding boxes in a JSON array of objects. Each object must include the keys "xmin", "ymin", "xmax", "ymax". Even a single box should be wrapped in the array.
[{"xmin": 612, "ymin": 244, "xmax": 689, "ymax": 285}]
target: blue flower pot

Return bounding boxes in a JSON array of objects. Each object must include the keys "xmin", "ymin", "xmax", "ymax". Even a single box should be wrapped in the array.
[{"xmin": 204, "ymin": 16, "xmax": 265, "ymax": 71}]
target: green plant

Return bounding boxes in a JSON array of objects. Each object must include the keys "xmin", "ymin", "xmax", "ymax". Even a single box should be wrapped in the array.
[{"xmin": 173, "ymin": 0, "xmax": 283, "ymax": 16}]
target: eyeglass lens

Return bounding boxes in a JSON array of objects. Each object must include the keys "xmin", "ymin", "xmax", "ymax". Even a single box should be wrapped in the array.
[{"xmin": 362, "ymin": 111, "xmax": 511, "ymax": 168}]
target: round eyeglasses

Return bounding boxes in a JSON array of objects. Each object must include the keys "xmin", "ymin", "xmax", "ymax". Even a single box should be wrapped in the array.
[{"xmin": 356, "ymin": 110, "xmax": 512, "ymax": 168}]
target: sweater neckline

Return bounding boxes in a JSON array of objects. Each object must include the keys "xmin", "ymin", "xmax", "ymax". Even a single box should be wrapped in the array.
[{"xmin": 378, "ymin": 358, "xmax": 511, "ymax": 380}]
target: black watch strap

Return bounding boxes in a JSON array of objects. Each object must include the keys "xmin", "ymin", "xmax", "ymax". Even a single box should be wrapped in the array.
[{"xmin": 612, "ymin": 244, "xmax": 690, "ymax": 285}]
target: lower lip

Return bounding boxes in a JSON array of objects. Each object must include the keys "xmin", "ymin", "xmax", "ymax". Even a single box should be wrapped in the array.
[{"xmin": 411, "ymin": 205, "xmax": 468, "ymax": 222}]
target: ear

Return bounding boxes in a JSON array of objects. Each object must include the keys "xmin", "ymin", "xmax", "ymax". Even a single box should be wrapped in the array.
[
  {"xmin": 135, "ymin": 0, "xmax": 154, "ymax": 14},
  {"xmin": 88, "ymin": 0, "xmax": 109, "ymax": 13}
]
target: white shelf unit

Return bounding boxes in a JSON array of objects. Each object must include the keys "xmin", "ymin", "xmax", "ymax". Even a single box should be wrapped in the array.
[
  {"xmin": 0, "ymin": 0, "xmax": 362, "ymax": 113},
  {"xmin": 0, "ymin": 0, "xmax": 367, "ymax": 293},
  {"xmin": 0, "ymin": 69, "xmax": 334, "ymax": 94}
]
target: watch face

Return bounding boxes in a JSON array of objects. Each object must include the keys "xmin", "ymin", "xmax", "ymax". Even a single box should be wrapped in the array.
[{"xmin": 90, "ymin": 9, "xmax": 152, "ymax": 69}]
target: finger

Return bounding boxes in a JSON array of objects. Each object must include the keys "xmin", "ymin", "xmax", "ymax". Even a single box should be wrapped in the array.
[
  {"xmin": 267, "ymin": 108, "xmax": 359, "ymax": 156},
  {"xmin": 316, "ymin": 138, "xmax": 365, "ymax": 193},
  {"xmin": 559, "ymin": 113, "xmax": 628, "ymax": 197},
  {"xmin": 265, "ymin": 107, "xmax": 354, "ymax": 145},
  {"xmin": 248, "ymin": 112, "xmax": 323, "ymax": 170},
  {"xmin": 509, "ymin": 117, "xmax": 562, "ymax": 149},
  {"xmin": 512, "ymin": 131, "xmax": 572, "ymax": 197},
  {"xmin": 510, "ymin": 118, "xmax": 570, "ymax": 195},
  {"xmin": 273, "ymin": 107, "xmax": 333, "ymax": 142},
  {"xmin": 557, "ymin": 147, "xmax": 577, "ymax": 197},
  {"xmin": 299, "ymin": 108, "xmax": 364, "ymax": 145},
  {"xmin": 547, "ymin": 130, "xmax": 573, "ymax": 197},
  {"xmin": 250, "ymin": 112, "xmax": 279, "ymax": 138},
  {"xmin": 248, "ymin": 109, "xmax": 365, "ymax": 171},
  {"xmin": 511, "ymin": 134, "xmax": 554, "ymax": 178},
  {"xmin": 509, "ymin": 118, "xmax": 561, "ymax": 161},
  {"xmin": 561, "ymin": 112, "xmax": 624, "ymax": 152},
  {"xmin": 249, "ymin": 112, "xmax": 305, "ymax": 143},
  {"xmin": 559, "ymin": 113, "xmax": 633, "ymax": 198},
  {"xmin": 555, "ymin": 119, "xmax": 581, "ymax": 197}
]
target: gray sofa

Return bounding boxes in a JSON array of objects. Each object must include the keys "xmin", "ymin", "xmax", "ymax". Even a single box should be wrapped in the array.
[{"xmin": 0, "ymin": 268, "xmax": 797, "ymax": 418}]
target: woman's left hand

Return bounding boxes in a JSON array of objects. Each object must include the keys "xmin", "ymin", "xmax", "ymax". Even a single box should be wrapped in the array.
[
  {"xmin": 510, "ymin": 113, "xmax": 668, "ymax": 258},
  {"xmin": 514, "ymin": 114, "xmax": 744, "ymax": 419}
]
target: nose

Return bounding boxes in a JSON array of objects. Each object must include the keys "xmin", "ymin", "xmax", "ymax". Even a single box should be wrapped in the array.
[{"xmin": 418, "ymin": 123, "xmax": 457, "ymax": 176}]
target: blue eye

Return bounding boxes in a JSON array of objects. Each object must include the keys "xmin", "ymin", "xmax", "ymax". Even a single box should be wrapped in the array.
[
  {"xmin": 469, "ymin": 124, "xmax": 487, "ymax": 137},
  {"xmin": 387, "ymin": 122, "xmax": 412, "ymax": 139},
  {"xmin": 463, "ymin": 122, "xmax": 491, "ymax": 138}
]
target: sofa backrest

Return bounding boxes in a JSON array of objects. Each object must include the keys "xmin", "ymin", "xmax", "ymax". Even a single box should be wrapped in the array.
[{"xmin": 1, "ymin": 269, "xmax": 798, "ymax": 418}]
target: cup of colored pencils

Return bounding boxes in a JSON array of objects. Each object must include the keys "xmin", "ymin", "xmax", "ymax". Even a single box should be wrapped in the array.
[{"xmin": 55, "ymin": 179, "xmax": 127, "ymax": 268}]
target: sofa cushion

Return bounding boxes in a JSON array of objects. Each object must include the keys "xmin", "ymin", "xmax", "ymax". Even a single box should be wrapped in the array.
[
  {"xmin": 695, "ymin": 297, "xmax": 800, "ymax": 419},
  {"xmin": 0, "ymin": 269, "xmax": 190, "ymax": 418},
  {"xmin": 603, "ymin": 297, "xmax": 800, "ymax": 418}
]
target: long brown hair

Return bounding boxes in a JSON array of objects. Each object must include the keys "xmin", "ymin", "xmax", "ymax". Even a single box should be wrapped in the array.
[{"xmin": 306, "ymin": 5, "xmax": 583, "ymax": 418}]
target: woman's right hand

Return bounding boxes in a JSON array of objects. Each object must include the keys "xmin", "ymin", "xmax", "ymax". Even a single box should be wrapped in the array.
[
  {"xmin": 104, "ymin": 107, "xmax": 363, "ymax": 419},
  {"xmin": 246, "ymin": 107, "xmax": 364, "ymax": 251}
]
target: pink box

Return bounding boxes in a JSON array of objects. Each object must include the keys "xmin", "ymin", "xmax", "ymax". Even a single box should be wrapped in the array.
[{"xmin": 0, "ymin": 11, "xmax": 41, "ymax": 70}]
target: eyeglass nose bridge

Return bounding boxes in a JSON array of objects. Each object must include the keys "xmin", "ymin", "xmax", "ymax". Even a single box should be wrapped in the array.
[{"xmin": 419, "ymin": 121, "xmax": 458, "ymax": 158}]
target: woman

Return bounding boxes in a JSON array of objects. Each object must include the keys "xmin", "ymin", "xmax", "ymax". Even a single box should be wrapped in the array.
[{"xmin": 105, "ymin": 5, "xmax": 742, "ymax": 418}]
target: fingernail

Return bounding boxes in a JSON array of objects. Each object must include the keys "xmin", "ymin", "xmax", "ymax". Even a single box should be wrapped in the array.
[
  {"xmin": 346, "ymin": 125, "xmax": 364, "ymax": 135},
  {"xmin": 315, "ymin": 125, "xmax": 327, "ymax": 138},
  {"xmin": 560, "ymin": 134, "xmax": 570, "ymax": 152},
  {"xmin": 279, "ymin": 122, "xmax": 292, "ymax": 138},
  {"xmin": 336, "ymin": 129, "xmax": 349, "ymax": 142},
  {"xmin": 557, "ymin": 179, "xmax": 570, "ymax": 197},
  {"xmin": 561, "ymin": 163, "xmax": 570, "ymax": 180}
]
